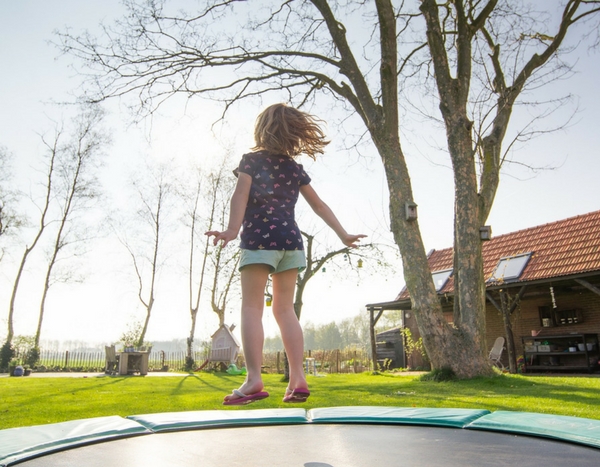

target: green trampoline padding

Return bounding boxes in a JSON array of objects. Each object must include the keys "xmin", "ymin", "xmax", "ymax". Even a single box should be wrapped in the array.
[
  {"xmin": 3, "ymin": 407, "xmax": 600, "ymax": 466},
  {"xmin": 128, "ymin": 408, "xmax": 308, "ymax": 432},
  {"xmin": 0, "ymin": 416, "xmax": 150, "ymax": 466},
  {"xmin": 467, "ymin": 410, "xmax": 600, "ymax": 449},
  {"xmin": 308, "ymin": 406, "xmax": 490, "ymax": 428}
]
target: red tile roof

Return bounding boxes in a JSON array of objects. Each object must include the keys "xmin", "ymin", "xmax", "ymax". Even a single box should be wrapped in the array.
[{"xmin": 398, "ymin": 210, "xmax": 600, "ymax": 299}]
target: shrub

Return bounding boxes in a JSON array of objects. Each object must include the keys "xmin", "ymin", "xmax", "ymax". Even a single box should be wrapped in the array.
[
  {"xmin": 184, "ymin": 356, "xmax": 195, "ymax": 371},
  {"xmin": 0, "ymin": 342, "xmax": 15, "ymax": 371},
  {"xmin": 420, "ymin": 367, "xmax": 457, "ymax": 382},
  {"xmin": 25, "ymin": 347, "xmax": 40, "ymax": 368}
]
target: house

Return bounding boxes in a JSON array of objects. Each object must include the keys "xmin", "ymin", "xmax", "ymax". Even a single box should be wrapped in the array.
[
  {"xmin": 367, "ymin": 210, "xmax": 600, "ymax": 373},
  {"xmin": 209, "ymin": 324, "xmax": 241, "ymax": 364}
]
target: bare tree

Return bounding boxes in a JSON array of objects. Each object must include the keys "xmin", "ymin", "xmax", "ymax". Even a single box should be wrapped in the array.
[
  {"xmin": 33, "ymin": 106, "xmax": 107, "ymax": 348},
  {"xmin": 2, "ymin": 106, "xmax": 106, "ymax": 359},
  {"xmin": 179, "ymin": 158, "xmax": 239, "ymax": 367},
  {"xmin": 279, "ymin": 230, "xmax": 394, "ymax": 379},
  {"xmin": 57, "ymin": 0, "xmax": 600, "ymax": 377},
  {"xmin": 4, "ymin": 139, "xmax": 55, "ymax": 348},
  {"xmin": 205, "ymin": 170, "xmax": 240, "ymax": 327},
  {"xmin": 121, "ymin": 162, "xmax": 174, "ymax": 347},
  {"xmin": 486, "ymin": 286, "xmax": 526, "ymax": 373},
  {"xmin": 180, "ymin": 168, "xmax": 209, "ymax": 367},
  {"xmin": 209, "ymin": 244, "xmax": 240, "ymax": 326},
  {"xmin": 294, "ymin": 231, "xmax": 395, "ymax": 321}
]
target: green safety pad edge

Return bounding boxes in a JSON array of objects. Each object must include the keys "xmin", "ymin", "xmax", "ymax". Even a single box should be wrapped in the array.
[
  {"xmin": 466, "ymin": 410, "xmax": 600, "ymax": 449},
  {"xmin": 0, "ymin": 415, "xmax": 150, "ymax": 466},
  {"xmin": 128, "ymin": 408, "xmax": 308, "ymax": 432},
  {"xmin": 308, "ymin": 406, "xmax": 491, "ymax": 428},
  {"xmin": 3, "ymin": 407, "xmax": 600, "ymax": 465}
]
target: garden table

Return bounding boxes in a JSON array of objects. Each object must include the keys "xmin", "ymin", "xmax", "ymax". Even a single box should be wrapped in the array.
[{"xmin": 117, "ymin": 351, "xmax": 149, "ymax": 375}]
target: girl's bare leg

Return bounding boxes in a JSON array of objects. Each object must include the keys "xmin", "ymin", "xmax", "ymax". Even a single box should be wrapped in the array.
[
  {"xmin": 271, "ymin": 267, "xmax": 308, "ymax": 392},
  {"xmin": 224, "ymin": 264, "xmax": 270, "ymax": 402}
]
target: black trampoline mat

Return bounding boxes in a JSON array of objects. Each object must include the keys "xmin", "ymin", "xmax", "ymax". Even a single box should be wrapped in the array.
[{"xmin": 19, "ymin": 423, "xmax": 600, "ymax": 467}]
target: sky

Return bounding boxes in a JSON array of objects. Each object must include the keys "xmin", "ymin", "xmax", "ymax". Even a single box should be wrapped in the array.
[{"xmin": 1, "ymin": 1, "xmax": 599, "ymax": 349}]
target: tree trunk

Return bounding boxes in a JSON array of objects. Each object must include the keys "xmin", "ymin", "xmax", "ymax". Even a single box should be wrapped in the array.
[
  {"xmin": 138, "ymin": 295, "xmax": 154, "ymax": 347},
  {"xmin": 186, "ymin": 196, "xmax": 210, "ymax": 363},
  {"xmin": 499, "ymin": 291, "xmax": 517, "ymax": 374},
  {"xmin": 187, "ymin": 311, "xmax": 198, "ymax": 363},
  {"xmin": 34, "ymin": 268, "xmax": 52, "ymax": 348},
  {"xmin": 7, "ymin": 249, "xmax": 33, "ymax": 344},
  {"xmin": 371, "ymin": 2, "xmax": 490, "ymax": 376},
  {"xmin": 417, "ymin": 0, "xmax": 492, "ymax": 377}
]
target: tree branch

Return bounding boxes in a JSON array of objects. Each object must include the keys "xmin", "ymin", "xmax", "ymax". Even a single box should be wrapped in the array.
[
  {"xmin": 309, "ymin": 0, "xmax": 380, "ymax": 128},
  {"xmin": 477, "ymin": 0, "xmax": 587, "ymax": 220}
]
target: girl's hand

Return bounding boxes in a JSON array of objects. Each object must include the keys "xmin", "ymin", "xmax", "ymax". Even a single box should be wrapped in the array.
[
  {"xmin": 205, "ymin": 228, "xmax": 238, "ymax": 248},
  {"xmin": 342, "ymin": 233, "xmax": 367, "ymax": 248}
]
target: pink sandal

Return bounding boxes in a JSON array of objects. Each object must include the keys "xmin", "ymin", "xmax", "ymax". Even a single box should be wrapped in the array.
[
  {"xmin": 283, "ymin": 388, "xmax": 310, "ymax": 403},
  {"xmin": 223, "ymin": 389, "xmax": 269, "ymax": 406}
]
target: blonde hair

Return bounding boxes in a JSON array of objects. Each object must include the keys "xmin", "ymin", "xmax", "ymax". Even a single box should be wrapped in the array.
[{"xmin": 252, "ymin": 104, "xmax": 329, "ymax": 159}]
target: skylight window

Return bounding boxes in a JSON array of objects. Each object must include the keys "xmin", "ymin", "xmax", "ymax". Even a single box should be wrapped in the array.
[
  {"xmin": 432, "ymin": 269, "xmax": 453, "ymax": 292},
  {"xmin": 489, "ymin": 252, "xmax": 532, "ymax": 282}
]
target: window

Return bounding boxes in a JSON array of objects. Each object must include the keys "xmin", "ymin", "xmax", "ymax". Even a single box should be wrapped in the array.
[
  {"xmin": 396, "ymin": 268, "xmax": 453, "ymax": 296},
  {"xmin": 431, "ymin": 269, "xmax": 453, "ymax": 292},
  {"xmin": 489, "ymin": 252, "xmax": 532, "ymax": 282}
]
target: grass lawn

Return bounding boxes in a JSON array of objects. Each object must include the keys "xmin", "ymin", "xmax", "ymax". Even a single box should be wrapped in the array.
[{"xmin": 2, "ymin": 371, "xmax": 600, "ymax": 430}]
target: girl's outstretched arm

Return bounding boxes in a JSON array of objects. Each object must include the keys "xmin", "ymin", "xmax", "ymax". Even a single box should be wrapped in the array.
[
  {"xmin": 300, "ymin": 184, "xmax": 367, "ymax": 248},
  {"xmin": 205, "ymin": 172, "xmax": 252, "ymax": 247}
]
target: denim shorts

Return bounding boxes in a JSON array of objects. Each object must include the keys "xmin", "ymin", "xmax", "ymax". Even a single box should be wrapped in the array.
[{"xmin": 239, "ymin": 249, "xmax": 307, "ymax": 274}]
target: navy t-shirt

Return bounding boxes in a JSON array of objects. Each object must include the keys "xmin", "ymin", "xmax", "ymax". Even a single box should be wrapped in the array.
[{"xmin": 235, "ymin": 151, "xmax": 311, "ymax": 250}]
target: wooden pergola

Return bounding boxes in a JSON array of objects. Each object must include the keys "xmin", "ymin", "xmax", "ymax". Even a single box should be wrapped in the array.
[{"xmin": 366, "ymin": 300, "xmax": 410, "ymax": 371}]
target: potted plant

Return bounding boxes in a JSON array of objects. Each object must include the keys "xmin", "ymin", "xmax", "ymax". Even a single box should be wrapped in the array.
[{"xmin": 8, "ymin": 358, "xmax": 20, "ymax": 376}]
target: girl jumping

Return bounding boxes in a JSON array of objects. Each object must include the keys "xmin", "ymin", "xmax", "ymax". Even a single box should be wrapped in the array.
[{"xmin": 206, "ymin": 103, "xmax": 366, "ymax": 405}]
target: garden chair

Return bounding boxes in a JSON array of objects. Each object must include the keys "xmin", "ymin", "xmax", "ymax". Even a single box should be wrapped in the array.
[
  {"xmin": 488, "ymin": 337, "xmax": 505, "ymax": 370},
  {"xmin": 104, "ymin": 345, "xmax": 119, "ymax": 375}
]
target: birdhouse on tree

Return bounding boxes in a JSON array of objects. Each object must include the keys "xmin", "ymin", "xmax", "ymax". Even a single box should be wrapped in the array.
[{"xmin": 209, "ymin": 324, "xmax": 241, "ymax": 363}]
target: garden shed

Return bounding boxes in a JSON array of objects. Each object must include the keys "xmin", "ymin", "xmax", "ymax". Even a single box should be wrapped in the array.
[
  {"xmin": 375, "ymin": 327, "xmax": 405, "ymax": 370},
  {"xmin": 209, "ymin": 324, "xmax": 241, "ymax": 364},
  {"xmin": 367, "ymin": 210, "xmax": 600, "ymax": 373}
]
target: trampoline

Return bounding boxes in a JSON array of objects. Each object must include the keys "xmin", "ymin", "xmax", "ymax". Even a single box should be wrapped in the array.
[{"xmin": 2, "ymin": 406, "xmax": 600, "ymax": 466}]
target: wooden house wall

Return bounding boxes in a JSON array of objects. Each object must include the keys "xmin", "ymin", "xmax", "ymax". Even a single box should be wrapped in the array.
[
  {"xmin": 485, "ymin": 287, "xmax": 600, "ymax": 367},
  {"xmin": 401, "ymin": 286, "xmax": 600, "ymax": 371}
]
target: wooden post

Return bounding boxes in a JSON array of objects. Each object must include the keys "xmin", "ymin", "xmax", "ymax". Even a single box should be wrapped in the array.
[
  {"xmin": 369, "ymin": 308, "xmax": 377, "ymax": 371},
  {"xmin": 369, "ymin": 306, "xmax": 385, "ymax": 371},
  {"xmin": 64, "ymin": 350, "xmax": 69, "ymax": 368}
]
